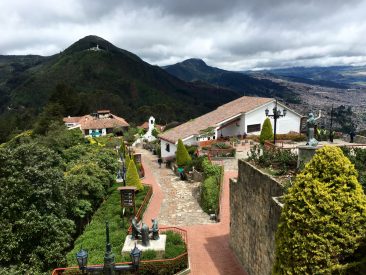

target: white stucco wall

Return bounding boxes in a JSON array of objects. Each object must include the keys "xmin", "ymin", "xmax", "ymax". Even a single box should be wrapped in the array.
[
  {"xmin": 245, "ymin": 103, "xmax": 301, "ymax": 135},
  {"xmin": 87, "ymin": 128, "xmax": 107, "ymax": 136},
  {"xmin": 183, "ymin": 136, "xmax": 199, "ymax": 146},
  {"xmin": 161, "ymin": 139, "xmax": 177, "ymax": 159},
  {"xmin": 161, "ymin": 136, "xmax": 198, "ymax": 159}
]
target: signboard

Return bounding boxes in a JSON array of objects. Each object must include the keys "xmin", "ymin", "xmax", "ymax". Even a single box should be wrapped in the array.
[
  {"xmin": 133, "ymin": 153, "xmax": 142, "ymax": 164},
  {"xmin": 118, "ymin": 186, "xmax": 137, "ymax": 215}
]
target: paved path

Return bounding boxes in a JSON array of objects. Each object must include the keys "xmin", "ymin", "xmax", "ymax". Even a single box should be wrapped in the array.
[
  {"xmin": 138, "ymin": 148, "xmax": 247, "ymax": 275},
  {"xmin": 139, "ymin": 148, "xmax": 213, "ymax": 226}
]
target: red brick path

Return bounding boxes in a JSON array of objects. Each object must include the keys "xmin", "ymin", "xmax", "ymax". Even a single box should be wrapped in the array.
[
  {"xmin": 140, "ymin": 150, "xmax": 247, "ymax": 274},
  {"xmin": 184, "ymin": 171, "xmax": 247, "ymax": 275}
]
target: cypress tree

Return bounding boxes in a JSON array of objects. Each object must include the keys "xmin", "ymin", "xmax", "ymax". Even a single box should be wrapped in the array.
[
  {"xmin": 176, "ymin": 139, "xmax": 191, "ymax": 167},
  {"xmin": 273, "ymin": 146, "xmax": 366, "ymax": 274},
  {"xmin": 259, "ymin": 117, "xmax": 273, "ymax": 144},
  {"xmin": 124, "ymin": 153, "xmax": 131, "ymax": 170},
  {"xmin": 126, "ymin": 160, "xmax": 144, "ymax": 191}
]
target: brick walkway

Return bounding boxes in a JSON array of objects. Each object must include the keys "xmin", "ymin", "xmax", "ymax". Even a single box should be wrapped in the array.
[{"xmin": 138, "ymin": 148, "xmax": 247, "ymax": 275}]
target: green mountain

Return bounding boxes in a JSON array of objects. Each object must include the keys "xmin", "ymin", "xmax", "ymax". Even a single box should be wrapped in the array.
[
  {"xmin": 164, "ymin": 58, "xmax": 298, "ymax": 102},
  {"xmin": 0, "ymin": 36, "xmax": 241, "ymax": 142}
]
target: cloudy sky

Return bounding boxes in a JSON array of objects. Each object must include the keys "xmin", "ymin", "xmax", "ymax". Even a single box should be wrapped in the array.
[{"xmin": 1, "ymin": 0, "xmax": 366, "ymax": 70}]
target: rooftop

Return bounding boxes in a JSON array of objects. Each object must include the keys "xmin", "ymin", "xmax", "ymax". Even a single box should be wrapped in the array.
[
  {"xmin": 159, "ymin": 96, "xmax": 273, "ymax": 143},
  {"xmin": 63, "ymin": 112, "xmax": 129, "ymax": 130}
]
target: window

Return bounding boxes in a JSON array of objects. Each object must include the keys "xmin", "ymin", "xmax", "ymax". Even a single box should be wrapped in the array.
[
  {"xmin": 247, "ymin": 124, "xmax": 261, "ymax": 133},
  {"xmin": 165, "ymin": 143, "xmax": 170, "ymax": 152}
]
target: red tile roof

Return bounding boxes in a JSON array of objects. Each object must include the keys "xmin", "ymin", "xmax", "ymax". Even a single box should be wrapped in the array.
[
  {"xmin": 139, "ymin": 121, "xmax": 165, "ymax": 131},
  {"xmin": 159, "ymin": 96, "xmax": 273, "ymax": 143},
  {"xmin": 64, "ymin": 113, "xmax": 129, "ymax": 130},
  {"xmin": 63, "ymin": 116, "xmax": 83, "ymax": 123}
]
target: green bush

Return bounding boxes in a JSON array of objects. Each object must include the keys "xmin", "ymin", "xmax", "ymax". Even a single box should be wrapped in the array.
[
  {"xmin": 200, "ymin": 176, "xmax": 220, "ymax": 214},
  {"xmin": 202, "ymin": 158, "xmax": 222, "ymax": 179},
  {"xmin": 192, "ymin": 156, "xmax": 206, "ymax": 172},
  {"xmin": 176, "ymin": 139, "xmax": 191, "ymax": 167},
  {"xmin": 247, "ymin": 144, "xmax": 297, "ymax": 175},
  {"xmin": 273, "ymin": 146, "xmax": 366, "ymax": 274},
  {"xmin": 275, "ymin": 133, "xmax": 307, "ymax": 142},
  {"xmin": 259, "ymin": 117, "xmax": 273, "ymax": 144},
  {"xmin": 126, "ymin": 160, "xmax": 144, "ymax": 191},
  {"xmin": 341, "ymin": 146, "xmax": 366, "ymax": 190},
  {"xmin": 164, "ymin": 231, "xmax": 186, "ymax": 259}
]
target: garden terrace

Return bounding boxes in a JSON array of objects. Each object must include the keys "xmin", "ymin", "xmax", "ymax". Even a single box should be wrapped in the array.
[{"xmin": 52, "ymin": 227, "xmax": 188, "ymax": 275}]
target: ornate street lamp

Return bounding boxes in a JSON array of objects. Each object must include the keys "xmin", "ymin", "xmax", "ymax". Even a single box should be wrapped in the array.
[
  {"xmin": 265, "ymin": 99, "xmax": 287, "ymax": 144},
  {"xmin": 76, "ymin": 222, "xmax": 142, "ymax": 274}
]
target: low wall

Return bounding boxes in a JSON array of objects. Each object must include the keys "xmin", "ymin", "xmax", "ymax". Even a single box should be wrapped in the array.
[
  {"xmin": 355, "ymin": 135, "xmax": 366, "ymax": 144},
  {"xmin": 230, "ymin": 160, "xmax": 284, "ymax": 275}
]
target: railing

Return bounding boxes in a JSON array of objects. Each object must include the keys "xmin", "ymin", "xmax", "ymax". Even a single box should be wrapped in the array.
[
  {"xmin": 127, "ymin": 183, "xmax": 153, "ymax": 234},
  {"xmin": 215, "ymin": 165, "xmax": 225, "ymax": 222},
  {"xmin": 51, "ymin": 227, "xmax": 188, "ymax": 275}
]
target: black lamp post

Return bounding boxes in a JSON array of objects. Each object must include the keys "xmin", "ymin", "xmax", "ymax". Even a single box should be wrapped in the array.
[
  {"xmin": 76, "ymin": 222, "xmax": 142, "ymax": 274},
  {"xmin": 122, "ymin": 162, "xmax": 126, "ymax": 186},
  {"xmin": 265, "ymin": 100, "xmax": 287, "ymax": 144}
]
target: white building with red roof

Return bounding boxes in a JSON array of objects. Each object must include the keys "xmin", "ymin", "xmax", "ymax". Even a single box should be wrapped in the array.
[
  {"xmin": 159, "ymin": 96, "xmax": 303, "ymax": 160},
  {"xmin": 63, "ymin": 110, "xmax": 129, "ymax": 137}
]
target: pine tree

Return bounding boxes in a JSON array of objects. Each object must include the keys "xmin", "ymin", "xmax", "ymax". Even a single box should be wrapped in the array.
[
  {"xmin": 273, "ymin": 146, "xmax": 366, "ymax": 274},
  {"xmin": 259, "ymin": 117, "xmax": 273, "ymax": 144},
  {"xmin": 126, "ymin": 160, "xmax": 144, "ymax": 191},
  {"xmin": 176, "ymin": 139, "xmax": 191, "ymax": 167},
  {"xmin": 124, "ymin": 153, "xmax": 131, "ymax": 170}
]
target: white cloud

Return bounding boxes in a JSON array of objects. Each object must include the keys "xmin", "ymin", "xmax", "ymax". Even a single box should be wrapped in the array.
[{"xmin": 0, "ymin": 0, "xmax": 366, "ymax": 70}]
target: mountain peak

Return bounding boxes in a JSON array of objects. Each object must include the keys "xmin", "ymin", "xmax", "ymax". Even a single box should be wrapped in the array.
[
  {"xmin": 63, "ymin": 35, "xmax": 119, "ymax": 55},
  {"xmin": 181, "ymin": 58, "xmax": 208, "ymax": 67}
]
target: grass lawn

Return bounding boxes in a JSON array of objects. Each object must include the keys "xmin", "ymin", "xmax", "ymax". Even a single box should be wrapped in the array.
[{"xmin": 66, "ymin": 184, "xmax": 149, "ymax": 265}]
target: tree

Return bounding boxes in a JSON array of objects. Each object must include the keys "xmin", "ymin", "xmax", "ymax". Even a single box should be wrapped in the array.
[
  {"xmin": 0, "ymin": 143, "xmax": 74, "ymax": 272},
  {"xmin": 126, "ymin": 160, "xmax": 144, "ymax": 191},
  {"xmin": 273, "ymin": 146, "xmax": 366, "ymax": 274},
  {"xmin": 33, "ymin": 103, "xmax": 65, "ymax": 135},
  {"xmin": 125, "ymin": 153, "xmax": 131, "ymax": 170},
  {"xmin": 259, "ymin": 117, "xmax": 273, "ymax": 144},
  {"xmin": 176, "ymin": 139, "xmax": 191, "ymax": 167}
]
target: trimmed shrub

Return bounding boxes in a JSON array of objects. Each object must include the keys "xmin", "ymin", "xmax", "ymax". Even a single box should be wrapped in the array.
[
  {"xmin": 202, "ymin": 158, "xmax": 222, "ymax": 179},
  {"xmin": 259, "ymin": 117, "xmax": 273, "ymax": 144},
  {"xmin": 200, "ymin": 176, "xmax": 219, "ymax": 214},
  {"xmin": 126, "ymin": 160, "xmax": 144, "ymax": 191},
  {"xmin": 275, "ymin": 133, "xmax": 306, "ymax": 142},
  {"xmin": 273, "ymin": 146, "xmax": 366, "ymax": 274},
  {"xmin": 176, "ymin": 139, "xmax": 191, "ymax": 167},
  {"xmin": 124, "ymin": 153, "xmax": 131, "ymax": 170}
]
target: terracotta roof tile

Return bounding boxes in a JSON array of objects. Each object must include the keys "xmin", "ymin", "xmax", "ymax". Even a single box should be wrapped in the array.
[
  {"xmin": 64, "ymin": 114, "xmax": 129, "ymax": 130},
  {"xmin": 63, "ymin": 116, "xmax": 83, "ymax": 123},
  {"xmin": 159, "ymin": 96, "xmax": 273, "ymax": 143}
]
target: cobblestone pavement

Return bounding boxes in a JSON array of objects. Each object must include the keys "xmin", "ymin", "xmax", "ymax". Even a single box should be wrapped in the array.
[
  {"xmin": 137, "ymin": 147, "xmax": 247, "ymax": 274},
  {"xmin": 214, "ymin": 143, "xmax": 252, "ymax": 171},
  {"xmin": 137, "ymin": 148, "xmax": 213, "ymax": 226}
]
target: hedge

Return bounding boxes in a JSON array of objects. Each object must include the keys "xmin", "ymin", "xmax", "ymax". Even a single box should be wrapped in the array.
[{"xmin": 200, "ymin": 158, "xmax": 223, "ymax": 215}]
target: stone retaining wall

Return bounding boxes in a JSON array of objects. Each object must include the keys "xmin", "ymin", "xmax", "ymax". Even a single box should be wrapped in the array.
[{"xmin": 230, "ymin": 160, "xmax": 284, "ymax": 275}]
